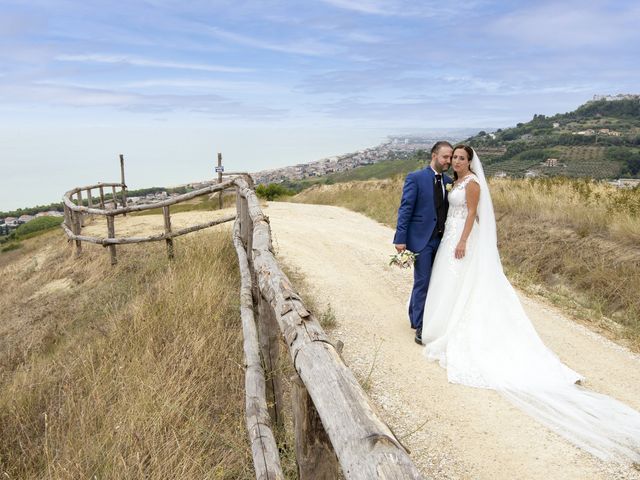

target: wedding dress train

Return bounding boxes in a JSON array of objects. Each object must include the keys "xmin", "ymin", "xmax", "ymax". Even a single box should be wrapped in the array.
[{"xmin": 421, "ymin": 157, "xmax": 640, "ymax": 462}]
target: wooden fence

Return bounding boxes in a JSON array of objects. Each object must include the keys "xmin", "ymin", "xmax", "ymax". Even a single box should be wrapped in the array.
[{"xmin": 61, "ymin": 172, "xmax": 424, "ymax": 479}]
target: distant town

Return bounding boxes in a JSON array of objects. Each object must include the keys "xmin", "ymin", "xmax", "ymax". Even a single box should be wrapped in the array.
[{"xmin": 252, "ymin": 135, "xmax": 457, "ymax": 185}]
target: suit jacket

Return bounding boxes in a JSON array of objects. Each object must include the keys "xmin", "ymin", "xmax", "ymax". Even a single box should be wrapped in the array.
[{"xmin": 393, "ymin": 168, "xmax": 453, "ymax": 253}]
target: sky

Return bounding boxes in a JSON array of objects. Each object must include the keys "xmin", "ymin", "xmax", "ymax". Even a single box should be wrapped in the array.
[{"xmin": 1, "ymin": 0, "xmax": 639, "ymax": 210}]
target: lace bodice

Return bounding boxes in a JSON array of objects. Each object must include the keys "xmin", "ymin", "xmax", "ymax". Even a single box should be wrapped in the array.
[{"xmin": 447, "ymin": 174, "xmax": 479, "ymax": 219}]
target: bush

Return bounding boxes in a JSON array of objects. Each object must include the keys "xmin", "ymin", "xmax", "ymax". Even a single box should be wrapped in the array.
[
  {"xmin": 255, "ymin": 183, "xmax": 295, "ymax": 200},
  {"xmin": 14, "ymin": 216, "xmax": 64, "ymax": 238}
]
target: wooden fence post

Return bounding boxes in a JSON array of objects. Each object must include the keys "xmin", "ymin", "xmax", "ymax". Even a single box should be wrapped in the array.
[
  {"xmin": 111, "ymin": 185, "xmax": 118, "ymax": 209},
  {"xmin": 87, "ymin": 189, "xmax": 93, "ymax": 208},
  {"xmin": 107, "ymin": 215, "xmax": 117, "ymax": 265},
  {"xmin": 258, "ymin": 294, "xmax": 284, "ymax": 428},
  {"xmin": 291, "ymin": 374, "xmax": 340, "ymax": 479},
  {"xmin": 72, "ymin": 210, "xmax": 82, "ymax": 256},
  {"xmin": 99, "ymin": 185, "xmax": 105, "ymax": 209},
  {"xmin": 217, "ymin": 152, "xmax": 223, "ymax": 210},
  {"xmin": 120, "ymin": 154, "xmax": 127, "ymax": 216},
  {"xmin": 240, "ymin": 197, "xmax": 250, "ymax": 248},
  {"xmin": 162, "ymin": 206, "xmax": 174, "ymax": 259},
  {"xmin": 63, "ymin": 204, "xmax": 71, "ymax": 232},
  {"xmin": 76, "ymin": 190, "xmax": 84, "ymax": 227}
]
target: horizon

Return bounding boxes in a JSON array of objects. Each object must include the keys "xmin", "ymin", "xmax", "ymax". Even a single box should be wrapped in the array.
[{"xmin": 1, "ymin": 0, "xmax": 638, "ymax": 210}]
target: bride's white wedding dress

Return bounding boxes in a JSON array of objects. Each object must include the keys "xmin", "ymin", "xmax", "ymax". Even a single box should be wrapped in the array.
[{"xmin": 422, "ymin": 153, "xmax": 640, "ymax": 462}]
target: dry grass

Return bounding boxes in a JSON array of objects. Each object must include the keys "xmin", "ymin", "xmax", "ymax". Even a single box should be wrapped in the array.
[
  {"xmin": 292, "ymin": 176, "xmax": 640, "ymax": 350},
  {"xmin": 0, "ymin": 227, "xmax": 255, "ymax": 479}
]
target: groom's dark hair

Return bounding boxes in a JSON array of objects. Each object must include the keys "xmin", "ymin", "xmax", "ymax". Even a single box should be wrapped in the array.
[{"xmin": 431, "ymin": 141, "xmax": 453, "ymax": 155}]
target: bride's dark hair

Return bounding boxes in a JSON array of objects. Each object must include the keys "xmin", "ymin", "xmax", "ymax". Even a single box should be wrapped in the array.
[{"xmin": 452, "ymin": 144, "xmax": 474, "ymax": 180}]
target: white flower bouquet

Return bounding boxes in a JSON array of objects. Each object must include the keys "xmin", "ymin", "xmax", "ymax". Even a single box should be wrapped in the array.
[{"xmin": 389, "ymin": 250, "xmax": 419, "ymax": 268}]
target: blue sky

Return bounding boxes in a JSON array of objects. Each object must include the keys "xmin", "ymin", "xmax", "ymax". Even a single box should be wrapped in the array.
[{"xmin": 1, "ymin": 0, "xmax": 639, "ymax": 210}]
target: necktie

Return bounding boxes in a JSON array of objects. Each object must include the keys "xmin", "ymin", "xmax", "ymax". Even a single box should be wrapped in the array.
[{"xmin": 435, "ymin": 174, "xmax": 443, "ymax": 207}]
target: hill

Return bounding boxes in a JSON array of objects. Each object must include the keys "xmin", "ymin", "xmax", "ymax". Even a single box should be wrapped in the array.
[
  {"xmin": 468, "ymin": 96, "xmax": 640, "ymax": 179},
  {"xmin": 0, "ymin": 227, "xmax": 259, "ymax": 478}
]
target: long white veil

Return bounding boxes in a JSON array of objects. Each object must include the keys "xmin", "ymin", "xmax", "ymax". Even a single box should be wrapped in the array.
[{"xmin": 468, "ymin": 150, "xmax": 640, "ymax": 462}]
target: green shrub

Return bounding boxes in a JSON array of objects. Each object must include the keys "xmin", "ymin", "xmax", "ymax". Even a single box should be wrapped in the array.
[
  {"xmin": 255, "ymin": 183, "xmax": 295, "ymax": 200},
  {"xmin": 14, "ymin": 216, "xmax": 64, "ymax": 238}
]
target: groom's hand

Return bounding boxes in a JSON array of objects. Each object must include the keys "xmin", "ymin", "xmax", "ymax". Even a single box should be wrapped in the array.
[{"xmin": 395, "ymin": 244, "xmax": 406, "ymax": 253}]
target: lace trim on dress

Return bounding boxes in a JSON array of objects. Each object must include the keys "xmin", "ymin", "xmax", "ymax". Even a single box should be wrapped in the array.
[{"xmin": 448, "ymin": 174, "xmax": 479, "ymax": 219}]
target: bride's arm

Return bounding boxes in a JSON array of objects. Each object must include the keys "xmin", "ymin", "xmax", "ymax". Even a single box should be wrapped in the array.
[{"xmin": 454, "ymin": 181, "xmax": 480, "ymax": 259}]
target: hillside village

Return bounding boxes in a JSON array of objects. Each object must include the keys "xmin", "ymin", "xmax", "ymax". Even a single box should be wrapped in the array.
[{"xmin": 252, "ymin": 135, "xmax": 446, "ymax": 184}]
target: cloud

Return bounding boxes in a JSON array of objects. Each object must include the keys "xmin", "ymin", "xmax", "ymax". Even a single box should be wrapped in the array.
[
  {"xmin": 55, "ymin": 53, "xmax": 252, "ymax": 73},
  {"xmin": 318, "ymin": 0, "xmax": 481, "ymax": 17},
  {"xmin": 489, "ymin": 2, "xmax": 640, "ymax": 49},
  {"xmin": 0, "ymin": 82, "xmax": 286, "ymax": 118},
  {"xmin": 205, "ymin": 26, "xmax": 341, "ymax": 56}
]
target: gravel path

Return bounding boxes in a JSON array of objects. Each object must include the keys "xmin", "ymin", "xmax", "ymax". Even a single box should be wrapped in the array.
[{"xmin": 266, "ymin": 201, "xmax": 640, "ymax": 480}]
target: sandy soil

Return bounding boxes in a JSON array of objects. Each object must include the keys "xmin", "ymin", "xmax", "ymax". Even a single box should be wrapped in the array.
[{"xmin": 264, "ymin": 201, "xmax": 640, "ymax": 480}]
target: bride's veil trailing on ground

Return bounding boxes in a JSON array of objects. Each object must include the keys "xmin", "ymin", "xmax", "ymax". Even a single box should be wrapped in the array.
[{"xmin": 470, "ymin": 149, "xmax": 640, "ymax": 462}]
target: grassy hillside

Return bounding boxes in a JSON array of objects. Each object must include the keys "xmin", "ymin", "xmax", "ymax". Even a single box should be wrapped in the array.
[
  {"xmin": 0, "ymin": 228, "xmax": 257, "ymax": 478},
  {"xmin": 292, "ymin": 177, "xmax": 640, "ymax": 351},
  {"xmin": 469, "ymin": 97, "xmax": 640, "ymax": 178}
]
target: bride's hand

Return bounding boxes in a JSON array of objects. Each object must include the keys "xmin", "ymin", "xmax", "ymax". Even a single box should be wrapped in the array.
[{"xmin": 455, "ymin": 240, "xmax": 466, "ymax": 259}]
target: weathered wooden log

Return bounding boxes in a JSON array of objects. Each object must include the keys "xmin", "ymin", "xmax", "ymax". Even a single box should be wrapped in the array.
[
  {"xmin": 87, "ymin": 189, "xmax": 93, "ymax": 208},
  {"xmin": 223, "ymin": 172, "xmax": 255, "ymax": 188},
  {"xmin": 61, "ymin": 214, "xmax": 236, "ymax": 245},
  {"xmin": 99, "ymin": 185, "xmax": 105, "ymax": 209},
  {"xmin": 258, "ymin": 293, "xmax": 284, "ymax": 428},
  {"xmin": 106, "ymin": 215, "xmax": 117, "ymax": 265},
  {"xmin": 162, "ymin": 206, "xmax": 174, "ymax": 259},
  {"xmin": 234, "ymin": 178, "xmax": 423, "ymax": 480},
  {"xmin": 63, "ymin": 179, "xmax": 236, "ymax": 216},
  {"xmin": 291, "ymin": 374, "xmax": 339, "ymax": 479},
  {"xmin": 233, "ymin": 220, "xmax": 284, "ymax": 480}
]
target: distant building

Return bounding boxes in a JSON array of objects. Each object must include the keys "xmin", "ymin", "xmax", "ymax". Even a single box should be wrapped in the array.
[
  {"xmin": 17, "ymin": 214, "xmax": 34, "ymax": 224},
  {"xmin": 552, "ymin": 122, "xmax": 560, "ymax": 128},
  {"xmin": 591, "ymin": 94, "xmax": 640, "ymax": 102},
  {"xmin": 543, "ymin": 158, "xmax": 559, "ymax": 167},
  {"xmin": 524, "ymin": 170, "xmax": 540, "ymax": 178},
  {"xmin": 493, "ymin": 171, "xmax": 508, "ymax": 178}
]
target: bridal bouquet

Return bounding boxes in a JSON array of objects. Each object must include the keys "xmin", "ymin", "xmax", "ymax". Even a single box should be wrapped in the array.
[{"xmin": 389, "ymin": 250, "xmax": 418, "ymax": 269}]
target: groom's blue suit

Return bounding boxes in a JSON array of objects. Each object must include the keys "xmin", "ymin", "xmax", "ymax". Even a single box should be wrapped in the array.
[{"xmin": 393, "ymin": 167, "xmax": 452, "ymax": 331}]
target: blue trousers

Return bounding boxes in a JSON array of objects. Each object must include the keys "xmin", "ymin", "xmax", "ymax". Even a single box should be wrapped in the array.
[{"xmin": 409, "ymin": 234, "xmax": 441, "ymax": 330}]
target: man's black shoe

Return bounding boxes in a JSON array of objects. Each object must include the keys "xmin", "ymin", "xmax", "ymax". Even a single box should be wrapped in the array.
[{"xmin": 414, "ymin": 328, "xmax": 422, "ymax": 345}]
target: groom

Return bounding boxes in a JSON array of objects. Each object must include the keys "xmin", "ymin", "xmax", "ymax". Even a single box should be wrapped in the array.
[{"xmin": 393, "ymin": 141, "xmax": 453, "ymax": 345}]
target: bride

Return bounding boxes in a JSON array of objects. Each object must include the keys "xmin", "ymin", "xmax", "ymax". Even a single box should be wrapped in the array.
[{"xmin": 421, "ymin": 144, "xmax": 640, "ymax": 462}]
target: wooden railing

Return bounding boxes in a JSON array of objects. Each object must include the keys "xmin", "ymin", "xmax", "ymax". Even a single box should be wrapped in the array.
[
  {"xmin": 234, "ymin": 177, "xmax": 424, "ymax": 479},
  {"xmin": 61, "ymin": 178, "xmax": 238, "ymax": 264},
  {"xmin": 61, "ymin": 173, "xmax": 424, "ymax": 479}
]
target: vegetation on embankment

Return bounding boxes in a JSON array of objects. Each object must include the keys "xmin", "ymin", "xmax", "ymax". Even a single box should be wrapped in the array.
[
  {"xmin": 1, "ymin": 216, "xmax": 65, "ymax": 252},
  {"xmin": 0, "ymin": 229, "xmax": 255, "ymax": 479},
  {"xmin": 292, "ymin": 177, "xmax": 640, "ymax": 350}
]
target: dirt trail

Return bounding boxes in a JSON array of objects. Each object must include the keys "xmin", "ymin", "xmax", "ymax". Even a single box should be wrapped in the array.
[
  {"xmin": 265, "ymin": 201, "xmax": 640, "ymax": 480},
  {"xmin": 78, "ymin": 204, "xmax": 640, "ymax": 478}
]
